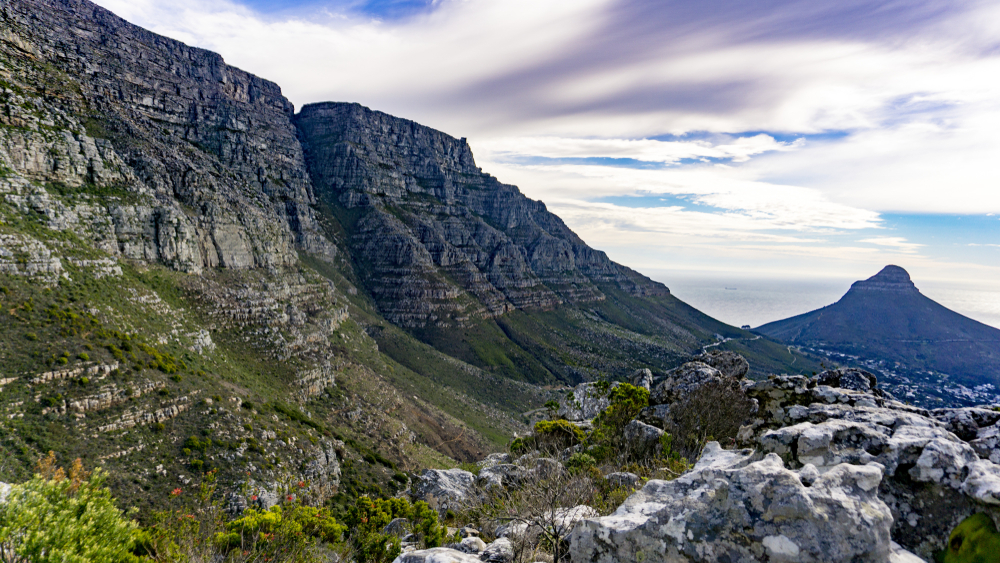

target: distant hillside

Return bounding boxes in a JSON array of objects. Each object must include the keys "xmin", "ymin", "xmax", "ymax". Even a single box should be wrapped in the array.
[{"xmin": 757, "ymin": 265, "xmax": 1000, "ymax": 405}]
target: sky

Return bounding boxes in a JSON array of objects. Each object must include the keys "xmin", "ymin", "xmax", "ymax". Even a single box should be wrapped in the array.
[{"xmin": 92, "ymin": 0, "xmax": 1000, "ymax": 296}]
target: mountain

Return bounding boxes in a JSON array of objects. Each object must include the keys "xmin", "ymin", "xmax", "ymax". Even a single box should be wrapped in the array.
[
  {"xmin": 757, "ymin": 265, "xmax": 1000, "ymax": 406},
  {"xmin": 294, "ymin": 102, "xmax": 817, "ymax": 386},
  {"xmin": 0, "ymin": 0, "xmax": 821, "ymax": 512}
]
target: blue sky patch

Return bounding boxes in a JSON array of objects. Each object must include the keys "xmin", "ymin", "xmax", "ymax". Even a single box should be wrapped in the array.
[{"xmin": 238, "ymin": 0, "xmax": 437, "ymax": 19}]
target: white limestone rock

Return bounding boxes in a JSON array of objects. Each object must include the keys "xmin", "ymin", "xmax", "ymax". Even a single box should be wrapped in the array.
[
  {"xmin": 569, "ymin": 442, "xmax": 893, "ymax": 563},
  {"xmin": 413, "ymin": 468, "xmax": 476, "ymax": 517},
  {"xmin": 392, "ymin": 547, "xmax": 484, "ymax": 563}
]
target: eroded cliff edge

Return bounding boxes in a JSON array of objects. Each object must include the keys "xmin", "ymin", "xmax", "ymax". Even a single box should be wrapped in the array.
[{"xmin": 295, "ymin": 102, "xmax": 668, "ymax": 329}]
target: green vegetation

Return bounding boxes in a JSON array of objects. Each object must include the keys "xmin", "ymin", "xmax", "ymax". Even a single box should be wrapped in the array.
[
  {"xmin": 344, "ymin": 496, "xmax": 444, "ymax": 563},
  {"xmin": 936, "ymin": 513, "xmax": 1000, "ymax": 563},
  {"xmin": 533, "ymin": 419, "xmax": 586, "ymax": 450},
  {"xmin": 0, "ymin": 453, "xmax": 140, "ymax": 563}
]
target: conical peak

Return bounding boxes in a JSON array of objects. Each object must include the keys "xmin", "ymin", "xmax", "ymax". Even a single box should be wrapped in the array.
[
  {"xmin": 849, "ymin": 265, "xmax": 919, "ymax": 294},
  {"xmin": 869, "ymin": 265, "xmax": 911, "ymax": 283}
]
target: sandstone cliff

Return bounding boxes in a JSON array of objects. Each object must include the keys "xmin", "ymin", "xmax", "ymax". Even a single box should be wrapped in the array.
[
  {"xmin": 1, "ymin": 0, "xmax": 334, "ymax": 272},
  {"xmin": 295, "ymin": 102, "xmax": 667, "ymax": 329}
]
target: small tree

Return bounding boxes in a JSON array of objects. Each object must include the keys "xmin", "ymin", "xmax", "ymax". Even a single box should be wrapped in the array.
[
  {"xmin": 668, "ymin": 379, "xmax": 755, "ymax": 460},
  {"xmin": 463, "ymin": 468, "xmax": 595, "ymax": 563},
  {"xmin": 0, "ymin": 452, "xmax": 140, "ymax": 563}
]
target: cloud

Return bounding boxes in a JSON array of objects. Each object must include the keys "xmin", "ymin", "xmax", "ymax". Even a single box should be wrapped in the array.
[
  {"xmin": 858, "ymin": 236, "xmax": 924, "ymax": 253},
  {"xmin": 480, "ymin": 134, "xmax": 803, "ymax": 165}
]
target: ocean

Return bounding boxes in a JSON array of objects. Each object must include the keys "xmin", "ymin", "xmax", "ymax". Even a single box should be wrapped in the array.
[{"xmin": 650, "ymin": 273, "xmax": 1000, "ymax": 330}]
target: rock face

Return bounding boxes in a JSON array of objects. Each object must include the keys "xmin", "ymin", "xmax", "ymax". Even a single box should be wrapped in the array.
[
  {"xmin": 570, "ymin": 442, "xmax": 894, "ymax": 563},
  {"xmin": 295, "ymin": 102, "xmax": 668, "ymax": 328},
  {"xmin": 412, "ymin": 468, "xmax": 476, "ymax": 517},
  {"xmin": 0, "ymin": 0, "xmax": 334, "ymax": 273},
  {"xmin": 557, "ymin": 382, "xmax": 620, "ymax": 422},
  {"xmin": 648, "ymin": 361, "xmax": 727, "ymax": 406},
  {"xmin": 737, "ymin": 371, "xmax": 1000, "ymax": 560}
]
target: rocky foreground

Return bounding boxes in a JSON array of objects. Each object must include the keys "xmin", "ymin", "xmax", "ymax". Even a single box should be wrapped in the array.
[{"xmin": 398, "ymin": 357, "xmax": 1000, "ymax": 562}]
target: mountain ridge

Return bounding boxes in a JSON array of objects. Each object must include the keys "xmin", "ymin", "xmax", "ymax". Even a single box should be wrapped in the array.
[{"xmin": 757, "ymin": 265, "xmax": 1000, "ymax": 405}]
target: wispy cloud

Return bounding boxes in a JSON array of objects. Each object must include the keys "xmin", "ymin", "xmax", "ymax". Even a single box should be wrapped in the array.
[{"xmin": 858, "ymin": 236, "xmax": 924, "ymax": 253}]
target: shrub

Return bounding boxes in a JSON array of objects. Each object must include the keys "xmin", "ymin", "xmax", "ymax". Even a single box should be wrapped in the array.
[
  {"xmin": 588, "ymin": 383, "xmax": 650, "ymax": 461},
  {"xmin": 344, "ymin": 496, "xmax": 445, "ymax": 563},
  {"xmin": 565, "ymin": 452, "xmax": 597, "ymax": 475},
  {"xmin": 214, "ymin": 505, "xmax": 346, "ymax": 560},
  {"xmin": 78, "ymin": 352, "xmax": 89, "ymax": 361},
  {"xmin": 544, "ymin": 399, "xmax": 560, "ymax": 419},
  {"xmin": 668, "ymin": 379, "xmax": 755, "ymax": 460},
  {"xmin": 0, "ymin": 453, "xmax": 140, "ymax": 563},
  {"xmin": 533, "ymin": 420, "xmax": 586, "ymax": 451}
]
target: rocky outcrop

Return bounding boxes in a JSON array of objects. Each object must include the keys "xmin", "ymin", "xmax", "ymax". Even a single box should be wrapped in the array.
[
  {"xmin": 693, "ymin": 350, "xmax": 749, "ymax": 379},
  {"xmin": 295, "ymin": 102, "xmax": 668, "ymax": 328},
  {"xmin": 557, "ymin": 382, "xmax": 620, "ymax": 422},
  {"xmin": 412, "ymin": 468, "xmax": 476, "ymax": 517},
  {"xmin": 301, "ymin": 439, "xmax": 343, "ymax": 503},
  {"xmin": 737, "ymin": 371, "xmax": 1000, "ymax": 560},
  {"xmin": 570, "ymin": 442, "xmax": 897, "ymax": 563},
  {"xmin": 648, "ymin": 361, "xmax": 728, "ymax": 406}
]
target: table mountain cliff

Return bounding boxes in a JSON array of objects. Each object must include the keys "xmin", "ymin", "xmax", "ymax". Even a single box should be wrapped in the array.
[
  {"xmin": 0, "ymin": 0, "xmax": 821, "ymax": 510},
  {"xmin": 757, "ymin": 265, "xmax": 1000, "ymax": 406}
]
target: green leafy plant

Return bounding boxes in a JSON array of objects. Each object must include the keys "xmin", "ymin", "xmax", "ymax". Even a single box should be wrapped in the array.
[
  {"xmin": 533, "ymin": 420, "xmax": 586, "ymax": 452},
  {"xmin": 0, "ymin": 452, "xmax": 140, "ymax": 563},
  {"xmin": 343, "ymin": 496, "xmax": 444, "ymax": 563},
  {"xmin": 587, "ymin": 383, "xmax": 650, "ymax": 462}
]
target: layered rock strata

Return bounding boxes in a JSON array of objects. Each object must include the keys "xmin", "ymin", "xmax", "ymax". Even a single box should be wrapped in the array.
[
  {"xmin": 1, "ymin": 0, "xmax": 334, "ymax": 272},
  {"xmin": 295, "ymin": 102, "xmax": 668, "ymax": 327}
]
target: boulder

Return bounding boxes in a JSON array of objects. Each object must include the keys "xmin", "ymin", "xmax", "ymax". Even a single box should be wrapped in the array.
[
  {"xmin": 383, "ymin": 517, "xmax": 410, "ymax": 537},
  {"xmin": 604, "ymin": 472, "xmax": 640, "ymax": 490},
  {"xmin": 477, "ymin": 453, "xmax": 512, "ymax": 470},
  {"xmin": 569, "ymin": 442, "xmax": 893, "ymax": 563},
  {"xmin": 629, "ymin": 368, "xmax": 653, "ymax": 391},
  {"xmin": 622, "ymin": 420, "xmax": 663, "ymax": 458},
  {"xmin": 557, "ymin": 382, "xmax": 619, "ymax": 421},
  {"xmin": 693, "ymin": 350, "xmax": 749, "ymax": 379},
  {"xmin": 649, "ymin": 362, "xmax": 724, "ymax": 406},
  {"xmin": 528, "ymin": 457, "xmax": 567, "ymax": 480},
  {"xmin": 816, "ymin": 367, "xmax": 879, "ymax": 394},
  {"xmin": 932, "ymin": 407, "xmax": 1000, "ymax": 442},
  {"xmin": 481, "ymin": 538, "xmax": 514, "ymax": 563},
  {"xmin": 392, "ymin": 548, "xmax": 484, "ymax": 563},
  {"xmin": 459, "ymin": 536, "xmax": 487, "ymax": 553},
  {"xmin": 478, "ymin": 464, "xmax": 525, "ymax": 490},
  {"xmin": 636, "ymin": 403, "xmax": 672, "ymax": 429},
  {"xmin": 413, "ymin": 468, "xmax": 476, "ymax": 517}
]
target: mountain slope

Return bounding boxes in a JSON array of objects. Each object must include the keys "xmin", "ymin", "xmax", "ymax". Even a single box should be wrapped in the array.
[
  {"xmin": 295, "ymin": 102, "xmax": 819, "ymax": 383},
  {"xmin": 0, "ymin": 0, "xmax": 529, "ymax": 512},
  {"xmin": 0, "ymin": 0, "xmax": 821, "ymax": 512},
  {"xmin": 758, "ymin": 265, "xmax": 1000, "ymax": 405}
]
